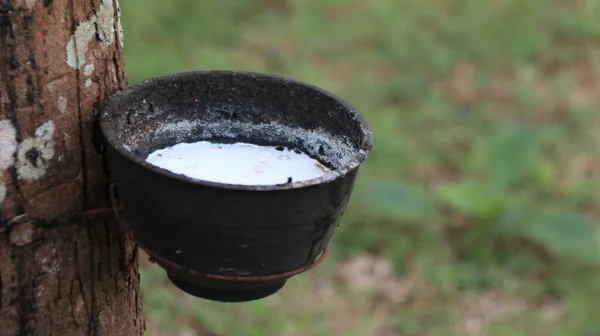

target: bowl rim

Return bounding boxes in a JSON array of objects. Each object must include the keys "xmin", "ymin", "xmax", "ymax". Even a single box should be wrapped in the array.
[{"xmin": 99, "ymin": 70, "xmax": 372, "ymax": 191}]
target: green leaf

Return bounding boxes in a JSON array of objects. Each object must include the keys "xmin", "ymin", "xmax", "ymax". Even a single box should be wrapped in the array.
[
  {"xmin": 366, "ymin": 181, "xmax": 437, "ymax": 221},
  {"xmin": 525, "ymin": 210, "xmax": 599, "ymax": 263},
  {"xmin": 486, "ymin": 124, "xmax": 543, "ymax": 188},
  {"xmin": 496, "ymin": 206, "xmax": 532, "ymax": 234},
  {"xmin": 534, "ymin": 158, "xmax": 558, "ymax": 188},
  {"xmin": 435, "ymin": 181, "xmax": 504, "ymax": 219}
]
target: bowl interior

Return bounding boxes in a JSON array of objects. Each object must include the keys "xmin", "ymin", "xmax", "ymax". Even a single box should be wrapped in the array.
[{"xmin": 100, "ymin": 71, "xmax": 371, "ymax": 187}]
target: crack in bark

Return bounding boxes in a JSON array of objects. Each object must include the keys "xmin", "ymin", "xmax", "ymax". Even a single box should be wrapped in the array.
[
  {"xmin": 72, "ymin": 233, "xmax": 91, "ymax": 328},
  {"xmin": 22, "ymin": 13, "xmax": 47, "ymax": 122},
  {"xmin": 14, "ymin": 248, "xmax": 36, "ymax": 336},
  {"xmin": 55, "ymin": 273, "xmax": 62, "ymax": 302},
  {"xmin": 133, "ymin": 271, "xmax": 141, "ymax": 327},
  {"xmin": 103, "ymin": 219, "xmax": 113, "ymax": 276},
  {"xmin": 68, "ymin": 279, "xmax": 80, "ymax": 327},
  {"xmin": 67, "ymin": 0, "xmax": 90, "ymax": 213},
  {"xmin": 85, "ymin": 220, "xmax": 100, "ymax": 336}
]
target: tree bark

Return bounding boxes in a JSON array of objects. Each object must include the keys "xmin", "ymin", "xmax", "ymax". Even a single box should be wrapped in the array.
[{"xmin": 0, "ymin": 0, "xmax": 144, "ymax": 335}]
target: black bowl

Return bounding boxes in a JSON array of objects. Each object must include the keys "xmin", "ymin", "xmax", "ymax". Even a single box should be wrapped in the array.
[{"xmin": 99, "ymin": 70, "xmax": 372, "ymax": 302}]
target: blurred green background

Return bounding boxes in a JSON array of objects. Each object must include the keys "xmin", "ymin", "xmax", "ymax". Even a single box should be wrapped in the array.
[{"xmin": 120, "ymin": 0, "xmax": 600, "ymax": 335}]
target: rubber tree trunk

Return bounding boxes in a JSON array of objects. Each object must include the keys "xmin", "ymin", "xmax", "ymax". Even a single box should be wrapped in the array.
[{"xmin": 0, "ymin": 0, "xmax": 144, "ymax": 335}]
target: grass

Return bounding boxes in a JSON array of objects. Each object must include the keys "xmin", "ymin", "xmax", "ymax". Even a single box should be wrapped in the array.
[{"xmin": 120, "ymin": 0, "xmax": 600, "ymax": 334}]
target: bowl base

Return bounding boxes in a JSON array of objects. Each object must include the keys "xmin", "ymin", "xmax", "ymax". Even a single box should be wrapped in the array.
[{"xmin": 167, "ymin": 273, "xmax": 286, "ymax": 303}]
